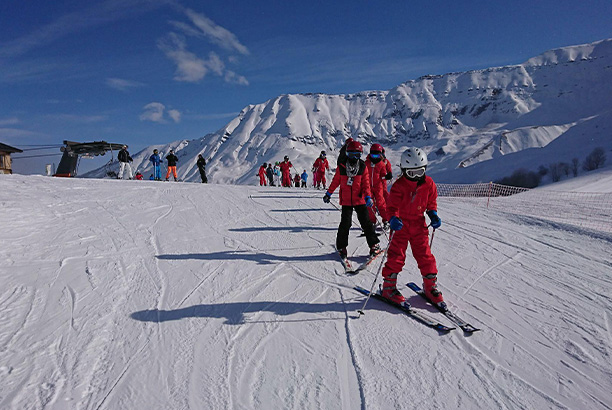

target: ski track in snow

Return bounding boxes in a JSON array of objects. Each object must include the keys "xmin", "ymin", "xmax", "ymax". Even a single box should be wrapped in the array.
[{"xmin": 1, "ymin": 175, "xmax": 612, "ymax": 409}]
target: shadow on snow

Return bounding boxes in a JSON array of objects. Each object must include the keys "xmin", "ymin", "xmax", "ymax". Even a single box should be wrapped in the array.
[
  {"xmin": 156, "ymin": 250, "xmax": 338, "ymax": 264},
  {"xmin": 130, "ymin": 300, "xmax": 364, "ymax": 325}
]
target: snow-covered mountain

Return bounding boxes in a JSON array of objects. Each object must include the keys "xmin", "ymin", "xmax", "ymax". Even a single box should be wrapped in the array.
[{"xmin": 85, "ymin": 38, "xmax": 612, "ymax": 184}]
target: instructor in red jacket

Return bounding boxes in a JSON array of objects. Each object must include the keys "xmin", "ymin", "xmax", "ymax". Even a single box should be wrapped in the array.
[{"xmin": 323, "ymin": 140, "xmax": 380, "ymax": 259}]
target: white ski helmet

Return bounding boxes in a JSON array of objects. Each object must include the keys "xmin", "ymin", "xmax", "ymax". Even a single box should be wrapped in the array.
[{"xmin": 400, "ymin": 147, "xmax": 428, "ymax": 169}]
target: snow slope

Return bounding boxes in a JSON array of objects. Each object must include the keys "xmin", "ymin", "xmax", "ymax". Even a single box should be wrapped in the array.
[
  {"xmin": 1, "ymin": 174, "xmax": 611, "ymax": 409},
  {"xmin": 83, "ymin": 38, "xmax": 612, "ymax": 186}
]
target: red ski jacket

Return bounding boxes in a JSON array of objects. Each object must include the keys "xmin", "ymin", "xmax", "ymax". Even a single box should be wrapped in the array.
[
  {"xmin": 258, "ymin": 166, "xmax": 267, "ymax": 178},
  {"xmin": 313, "ymin": 157, "xmax": 329, "ymax": 175},
  {"xmin": 327, "ymin": 160, "xmax": 372, "ymax": 206},
  {"xmin": 386, "ymin": 175, "xmax": 437, "ymax": 221},
  {"xmin": 279, "ymin": 161, "xmax": 292, "ymax": 175},
  {"xmin": 364, "ymin": 156, "xmax": 388, "ymax": 203}
]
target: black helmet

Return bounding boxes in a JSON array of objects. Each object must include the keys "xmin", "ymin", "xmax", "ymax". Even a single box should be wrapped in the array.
[
  {"xmin": 284, "ymin": 155, "xmax": 289, "ymax": 161},
  {"xmin": 320, "ymin": 151, "xmax": 326, "ymax": 157}
]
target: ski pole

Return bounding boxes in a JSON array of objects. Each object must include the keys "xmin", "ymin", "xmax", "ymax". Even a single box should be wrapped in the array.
[
  {"xmin": 429, "ymin": 227, "xmax": 436, "ymax": 248},
  {"xmin": 357, "ymin": 230, "xmax": 394, "ymax": 316}
]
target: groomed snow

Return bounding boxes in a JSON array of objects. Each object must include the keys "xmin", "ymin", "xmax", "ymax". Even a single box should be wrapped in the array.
[{"xmin": 1, "ymin": 174, "xmax": 611, "ymax": 409}]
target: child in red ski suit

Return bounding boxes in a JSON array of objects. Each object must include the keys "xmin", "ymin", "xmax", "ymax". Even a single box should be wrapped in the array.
[
  {"xmin": 313, "ymin": 151, "xmax": 330, "ymax": 189},
  {"xmin": 323, "ymin": 140, "xmax": 380, "ymax": 258},
  {"xmin": 381, "ymin": 147, "xmax": 443, "ymax": 305},
  {"xmin": 258, "ymin": 163, "xmax": 268, "ymax": 186},
  {"xmin": 364, "ymin": 143, "xmax": 389, "ymax": 226}
]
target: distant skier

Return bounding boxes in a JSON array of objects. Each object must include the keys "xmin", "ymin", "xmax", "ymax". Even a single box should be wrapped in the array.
[
  {"xmin": 380, "ymin": 147, "xmax": 443, "ymax": 305},
  {"xmin": 165, "ymin": 150, "xmax": 179, "ymax": 181},
  {"xmin": 266, "ymin": 163, "xmax": 274, "ymax": 186},
  {"xmin": 258, "ymin": 163, "xmax": 268, "ymax": 186},
  {"xmin": 293, "ymin": 173, "xmax": 300, "ymax": 187},
  {"xmin": 313, "ymin": 151, "xmax": 330, "ymax": 189},
  {"xmin": 323, "ymin": 140, "xmax": 380, "ymax": 260},
  {"xmin": 301, "ymin": 170, "xmax": 308, "ymax": 188},
  {"xmin": 197, "ymin": 154, "xmax": 208, "ymax": 183},
  {"xmin": 149, "ymin": 149, "xmax": 163, "ymax": 181},
  {"xmin": 134, "ymin": 171, "xmax": 143, "ymax": 180},
  {"xmin": 117, "ymin": 145, "xmax": 133, "ymax": 179},
  {"xmin": 364, "ymin": 143, "xmax": 389, "ymax": 228},
  {"xmin": 273, "ymin": 162, "xmax": 281, "ymax": 187},
  {"xmin": 279, "ymin": 156, "xmax": 293, "ymax": 187}
]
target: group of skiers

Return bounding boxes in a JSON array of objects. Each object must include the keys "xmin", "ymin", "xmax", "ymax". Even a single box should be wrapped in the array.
[
  {"xmin": 115, "ymin": 146, "xmax": 208, "ymax": 183},
  {"xmin": 324, "ymin": 138, "xmax": 443, "ymax": 306},
  {"xmin": 257, "ymin": 156, "xmax": 309, "ymax": 188}
]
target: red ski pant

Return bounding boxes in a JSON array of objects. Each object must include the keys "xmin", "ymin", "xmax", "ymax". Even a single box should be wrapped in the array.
[
  {"xmin": 316, "ymin": 171, "xmax": 326, "ymax": 187},
  {"xmin": 259, "ymin": 175, "xmax": 267, "ymax": 186},
  {"xmin": 282, "ymin": 173, "xmax": 292, "ymax": 187},
  {"xmin": 382, "ymin": 218, "xmax": 437, "ymax": 279}
]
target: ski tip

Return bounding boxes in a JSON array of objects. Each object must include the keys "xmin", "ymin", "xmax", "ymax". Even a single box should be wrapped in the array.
[{"xmin": 357, "ymin": 310, "xmax": 365, "ymax": 316}]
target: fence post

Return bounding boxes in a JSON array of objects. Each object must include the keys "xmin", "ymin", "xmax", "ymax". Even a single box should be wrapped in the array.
[{"xmin": 486, "ymin": 181, "xmax": 493, "ymax": 208}]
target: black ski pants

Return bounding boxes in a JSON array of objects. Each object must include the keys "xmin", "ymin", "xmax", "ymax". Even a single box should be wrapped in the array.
[
  {"xmin": 199, "ymin": 168, "xmax": 208, "ymax": 183},
  {"xmin": 336, "ymin": 205, "xmax": 379, "ymax": 250}
]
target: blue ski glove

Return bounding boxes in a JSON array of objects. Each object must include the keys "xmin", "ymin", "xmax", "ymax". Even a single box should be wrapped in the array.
[
  {"xmin": 365, "ymin": 196, "xmax": 373, "ymax": 208},
  {"xmin": 426, "ymin": 210, "xmax": 441, "ymax": 229},
  {"xmin": 389, "ymin": 216, "xmax": 403, "ymax": 231},
  {"xmin": 323, "ymin": 192, "xmax": 332, "ymax": 203}
]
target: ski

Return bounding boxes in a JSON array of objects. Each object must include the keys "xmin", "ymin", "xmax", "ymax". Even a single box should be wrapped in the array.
[
  {"xmin": 406, "ymin": 282, "xmax": 480, "ymax": 333},
  {"xmin": 336, "ymin": 250, "xmax": 353, "ymax": 273},
  {"xmin": 353, "ymin": 286, "xmax": 455, "ymax": 332},
  {"xmin": 347, "ymin": 251, "xmax": 383, "ymax": 275}
]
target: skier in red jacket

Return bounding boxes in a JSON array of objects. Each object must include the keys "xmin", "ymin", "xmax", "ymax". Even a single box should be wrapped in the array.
[
  {"xmin": 258, "ymin": 163, "xmax": 268, "ymax": 186},
  {"xmin": 364, "ymin": 143, "xmax": 389, "ymax": 227},
  {"xmin": 279, "ymin": 156, "xmax": 293, "ymax": 187},
  {"xmin": 380, "ymin": 147, "xmax": 442, "ymax": 305},
  {"xmin": 323, "ymin": 140, "xmax": 380, "ymax": 259},
  {"xmin": 381, "ymin": 147, "xmax": 393, "ymax": 203},
  {"xmin": 312, "ymin": 151, "xmax": 330, "ymax": 189}
]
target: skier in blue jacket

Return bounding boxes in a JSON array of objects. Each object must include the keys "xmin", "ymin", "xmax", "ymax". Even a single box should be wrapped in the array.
[
  {"xmin": 149, "ymin": 149, "xmax": 163, "ymax": 181},
  {"xmin": 301, "ymin": 170, "xmax": 308, "ymax": 188}
]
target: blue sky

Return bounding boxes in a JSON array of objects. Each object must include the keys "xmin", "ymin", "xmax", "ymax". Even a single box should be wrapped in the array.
[{"xmin": 2, "ymin": 0, "xmax": 612, "ymax": 174}]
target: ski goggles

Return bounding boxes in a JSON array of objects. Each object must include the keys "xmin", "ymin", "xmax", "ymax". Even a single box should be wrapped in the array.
[
  {"xmin": 370, "ymin": 153, "xmax": 381, "ymax": 159},
  {"xmin": 347, "ymin": 151, "xmax": 361, "ymax": 159},
  {"xmin": 402, "ymin": 167, "xmax": 426, "ymax": 178}
]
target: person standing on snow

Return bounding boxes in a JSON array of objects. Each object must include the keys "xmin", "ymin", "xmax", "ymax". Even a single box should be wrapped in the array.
[
  {"xmin": 301, "ymin": 170, "xmax": 308, "ymax": 188},
  {"xmin": 381, "ymin": 147, "xmax": 393, "ymax": 203},
  {"xmin": 323, "ymin": 140, "xmax": 380, "ymax": 259},
  {"xmin": 364, "ymin": 143, "xmax": 389, "ymax": 229},
  {"xmin": 293, "ymin": 173, "xmax": 301, "ymax": 187},
  {"xmin": 165, "ymin": 149, "xmax": 179, "ymax": 181},
  {"xmin": 258, "ymin": 163, "xmax": 268, "ymax": 186},
  {"xmin": 266, "ymin": 163, "xmax": 274, "ymax": 186},
  {"xmin": 313, "ymin": 151, "xmax": 330, "ymax": 189},
  {"xmin": 197, "ymin": 154, "xmax": 208, "ymax": 183},
  {"xmin": 149, "ymin": 149, "xmax": 163, "ymax": 181},
  {"xmin": 273, "ymin": 162, "xmax": 281, "ymax": 187},
  {"xmin": 279, "ymin": 156, "xmax": 293, "ymax": 187},
  {"xmin": 379, "ymin": 147, "xmax": 443, "ymax": 305},
  {"xmin": 117, "ymin": 145, "xmax": 133, "ymax": 180}
]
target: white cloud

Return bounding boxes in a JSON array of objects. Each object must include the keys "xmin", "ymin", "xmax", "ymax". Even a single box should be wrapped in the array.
[
  {"xmin": 157, "ymin": 33, "xmax": 208, "ymax": 82},
  {"xmin": 140, "ymin": 102, "xmax": 181, "ymax": 123},
  {"xmin": 181, "ymin": 8, "xmax": 249, "ymax": 56},
  {"xmin": 0, "ymin": 0, "xmax": 170, "ymax": 59},
  {"xmin": 167, "ymin": 109, "xmax": 181, "ymax": 123},
  {"xmin": 106, "ymin": 77, "xmax": 145, "ymax": 91},
  {"xmin": 160, "ymin": 8, "xmax": 249, "ymax": 86},
  {"xmin": 0, "ymin": 117, "xmax": 20, "ymax": 126}
]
